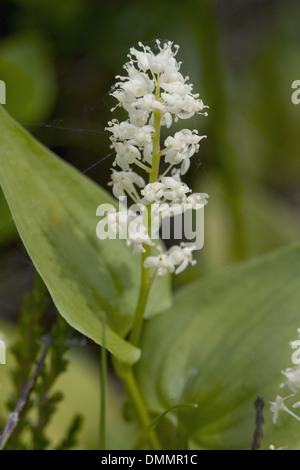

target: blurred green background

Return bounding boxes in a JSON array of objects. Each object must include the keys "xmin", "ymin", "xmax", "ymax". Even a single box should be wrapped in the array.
[{"xmin": 0, "ymin": 0, "xmax": 299, "ymax": 448}]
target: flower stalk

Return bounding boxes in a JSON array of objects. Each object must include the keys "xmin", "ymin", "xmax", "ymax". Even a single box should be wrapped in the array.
[
  {"xmin": 129, "ymin": 246, "xmax": 152, "ymax": 346},
  {"xmin": 130, "ymin": 90, "xmax": 162, "ymax": 347},
  {"xmin": 113, "ymin": 360, "xmax": 161, "ymax": 450}
]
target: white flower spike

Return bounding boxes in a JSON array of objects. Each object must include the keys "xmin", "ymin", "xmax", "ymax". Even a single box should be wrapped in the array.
[{"xmin": 104, "ymin": 40, "xmax": 208, "ymax": 272}]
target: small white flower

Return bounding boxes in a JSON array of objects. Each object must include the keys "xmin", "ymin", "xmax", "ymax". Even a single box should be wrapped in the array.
[
  {"xmin": 182, "ymin": 192, "xmax": 209, "ymax": 209},
  {"xmin": 126, "ymin": 224, "xmax": 154, "ymax": 255},
  {"xmin": 161, "ymin": 112, "xmax": 172, "ymax": 128},
  {"xmin": 142, "ymin": 141, "xmax": 153, "ymax": 164},
  {"xmin": 161, "ymin": 80, "xmax": 193, "ymax": 96},
  {"xmin": 168, "ymin": 243, "xmax": 197, "ymax": 274},
  {"xmin": 161, "ymin": 91, "xmax": 207, "ymax": 121},
  {"xmin": 280, "ymin": 367, "xmax": 300, "ymax": 393},
  {"xmin": 117, "ymin": 72, "xmax": 154, "ymax": 97},
  {"xmin": 132, "ymin": 93, "xmax": 165, "ymax": 114},
  {"xmin": 129, "ymin": 41, "xmax": 180, "ymax": 78},
  {"xmin": 109, "ymin": 170, "xmax": 145, "ymax": 199},
  {"xmin": 161, "ymin": 176, "xmax": 191, "ymax": 202},
  {"xmin": 112, "ymin": 142, "xmax": 141, "ymax": 171},
  {"xmin": 164, "ymin": 130, "xmax": 206, "ymax": 175},
  {"xmin": 269, "ymin": 395, "xmax": 300, "ymax": 424},
  {"xmin": 128, "ymin": 109, "xmax": 150, "ymax": 127},
  {"xmin": 144, "ymin": 253, "xmax": 175, "ymax": 277},
  {"xmin": 106, "ymin": 120, "xmax": 136, "ymax": 141},
  {"xmin": 141, "ymin": 182, "xmax": 164, "ymax": 204},
  {"xmin": 107, "ymin": 120, "xmax": 154, "ymax": 147},
  {"xmin": 133, "ymin": 125, "xmax": 156, "ymax": 147}
]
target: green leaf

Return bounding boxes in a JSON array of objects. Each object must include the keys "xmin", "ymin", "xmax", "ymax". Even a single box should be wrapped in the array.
[
  {"xmin": 0, "ymin": 105, "xmax": 171, "ymax": 365},
  {"xmin": 136, "ymin": 242, "xmax": 300, "ymax": 449},
  {"xmin": 0, "ymin": 187, "xmax": 18, "ymax": 245},
  {"xmin": 0, "ymin": 33, "xmax": 57, "ymax": 122}
]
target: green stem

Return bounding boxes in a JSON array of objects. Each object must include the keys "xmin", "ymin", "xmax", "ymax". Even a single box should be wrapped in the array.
[
  {"xmin": 129, "ymin": 246, "xmax": 152, "ymax": 346},
  {"xmin": 130, "ymin": 82, "xmax": 162, "ymax": 347},
  {"xmin": 149, "ymin": 111, "xmax": 161, "ymax": 183},
  {"xmin": 149, "ymin": 83, "xmax": 162, "ymax": 184},
  {"xmin": 114, "ymin": 360, "xmax": 161, "ymax": 450}
]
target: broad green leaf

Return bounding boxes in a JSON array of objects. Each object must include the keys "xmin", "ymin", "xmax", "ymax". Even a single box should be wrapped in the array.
[
  {"xmin": 0, "ymin": 105, "xmax": 171, "ymax": 364},
  {"xmin": 0, "ymin": 33, "xmax": 57, "ymax": 122},
  {"xmin": 137, "ymin": 242, "xmax": 300, "ymax": 449}
]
